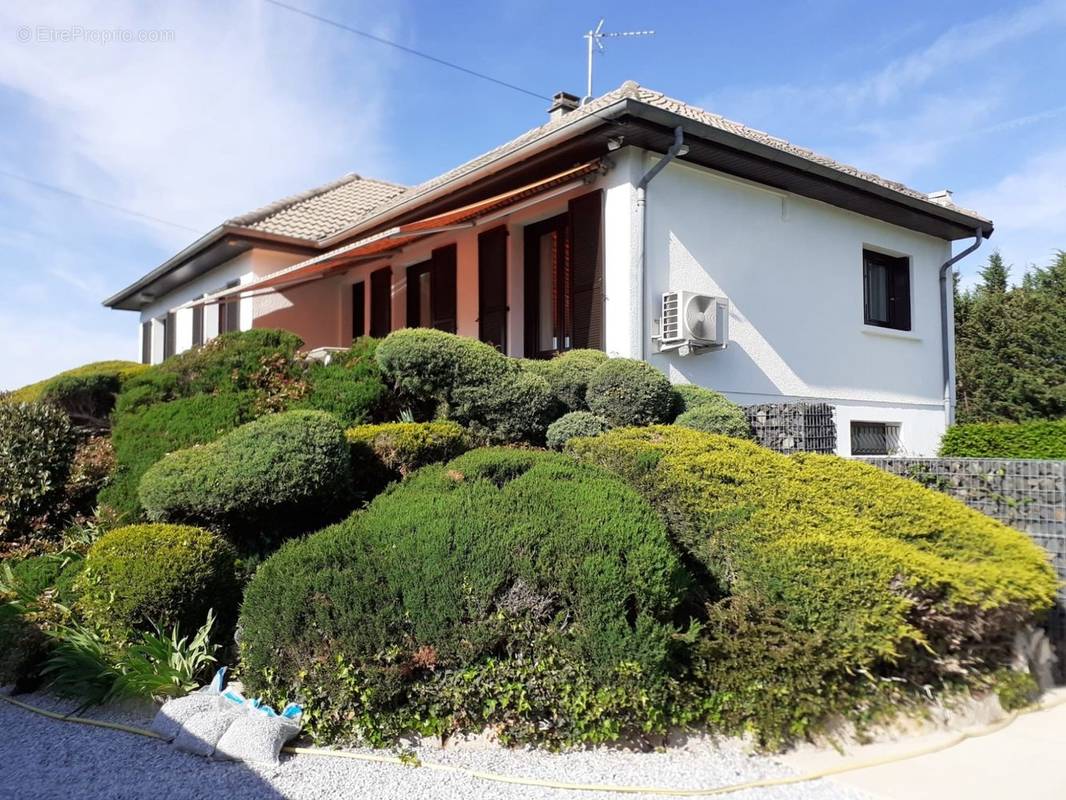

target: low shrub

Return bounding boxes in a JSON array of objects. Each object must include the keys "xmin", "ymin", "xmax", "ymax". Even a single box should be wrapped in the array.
[
  {"xmin": 585, "ymin": 359, "xmax": 673, "ymax": 427},
  {"xmin": 674, "ymin": 404, "xmax": 751, "ymax": 439},
  {"xmin": 939, "ymin": 419, "xmax": 1066, "ymax": 459},
  {"xmin": 529, "ymin": 349, "xmax": 609, "ymax": 413},
  {"xmin": 296, "ymin": 338, "xmax": 388, "ymax": 426},
  {"xmin": 61, "ymin": 436, "xmax": 116, "ymax": 519},
  {"xmin": 5, "ymin": 361, "xmax": 146, "ymax": 406},
  {"xmin": 347, "ymin": 421, "xmax": 468, "ymax": 495},
  {"xmin": 77, "ymin": 524, "xmax": 237, "ymax": 637},
  {"xmin": 99, "ymin": 392, "xmax": 255, "ymax": 522},
  {"xmin": 239, "ymin": 448, "xmax": 691, "ymax": 746},
  {"xmin": 0, "ymin": 402, "xmax": 78, "ymax": 541},
  {"xmin": 569, "ymin": 426, "xmax": 1058, "ymax": 742},
  {"xmin": 670, "ymin": 383, "xmax": 729, "ymax": 416},
  {"xmin": 546, "ymin": 411, "xmax": 610, "ymax": 450},
  {"xmin": 375, "ymin": 329, "xmax": 555, "ymax": 443},
  {"xmin": 138, "ymin": 410, "xmax": 353, "ymax": 546}
]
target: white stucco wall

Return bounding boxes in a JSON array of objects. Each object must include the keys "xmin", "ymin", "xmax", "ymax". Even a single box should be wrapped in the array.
[
  {"xmin": 627, "ymin": 154, "xmax": 953, "ymax": 456},
  {"xmin": 138, "ymin": 248, "xmax": 305, "ymax": 363}
]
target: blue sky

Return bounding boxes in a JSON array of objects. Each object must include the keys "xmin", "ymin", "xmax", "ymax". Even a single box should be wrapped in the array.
[{"xmin": 2, "ymin": 0, "xmax": 1065, "ymax": 388}]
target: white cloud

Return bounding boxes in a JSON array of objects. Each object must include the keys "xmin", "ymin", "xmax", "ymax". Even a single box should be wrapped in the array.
[{"xmin": 0, "ymin": 1, "xmax": 400, "ymax": 246}]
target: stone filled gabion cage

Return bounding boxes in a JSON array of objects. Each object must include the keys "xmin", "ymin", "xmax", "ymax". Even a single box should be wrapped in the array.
[
  {"xmin": 744, "ymin": 403, "xmax": 836, "ymax": 455},
  {"xmin": 861, "ymin": 457, "xmax": 1066, "ymax": 678}
]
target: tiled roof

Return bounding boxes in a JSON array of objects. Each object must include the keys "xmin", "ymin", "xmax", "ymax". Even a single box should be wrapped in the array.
[
  {"xmin": 328, "ymin": 81, "xmax": 989, "ymax": 236},
  {"xmin": 226, "ymin": 173, "xmax": 407, "ymax": 241}
]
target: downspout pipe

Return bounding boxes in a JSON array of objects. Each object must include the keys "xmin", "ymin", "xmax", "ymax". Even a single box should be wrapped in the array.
[
  {"xmin": 636, "ymin": 126, "xmax": 686, "ymax": 360},
  {"xmin": 939, "ymin": 228, "xmax": 983, "ymax": 426}
]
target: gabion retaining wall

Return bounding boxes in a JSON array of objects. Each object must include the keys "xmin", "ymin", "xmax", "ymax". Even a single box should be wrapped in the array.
[
  {"xmin": 744, "ymin": 403, "xmax": 836, "ymax": 454},
  {"xmin": 860, "ymin": 457, "xmax": 1066, "ymax": 677}
]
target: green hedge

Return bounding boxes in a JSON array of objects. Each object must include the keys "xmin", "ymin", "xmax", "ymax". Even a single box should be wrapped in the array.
[
  {"xmin": 78, "ymin": 524, "xmax": 237, "ymax": 637},
  {"xmin": 5, "ymin": 361, "xmax": 147, "ymax": 406},
  {"xmin": 239, "ymin": 448, "xmax": 690, "ymax": 746},
  {"xmin": 295, "ymin": 338, "xmax": 388, "ymax": 426},
  {"xmin": 346, "ymin": 421, "xmax": 468, "ymax": 497},
  {"xmin": 546, "ymin": 411, "xmax": 610, "ymax": 450},
  {"xmin": 375, "ymin": 329, "xmax": 555, "ymax": 443},
  {"xmin": 940, "ymin": 419, "xmax": 1066, "ymax": 459},
  {"xmin": 139, "ymin": 410, "xmax": 353, "ymax": 547},
  {"xmin": 527, "ymin": 349, "xmax": 609, "ymax": 413},
  {"xmin": 99, "ymin": 392, "xmax": 254, "ymax": 522},
  {"xmin": 0, "ymin": 402, "xmax": 78, "ymax": 540},
  {"xmin": 673, "ymin": 404, "xmax": 750, "ymax": 439},
  {"xmin": 586, "ymin": 359, "xmax": 673, "ymax": 427},
  {"xmin": 569, "ymin": 427, "xmax": 1058, "ymax": 742}
]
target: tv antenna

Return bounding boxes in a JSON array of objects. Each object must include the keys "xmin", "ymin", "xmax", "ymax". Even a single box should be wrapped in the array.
[{"xmin": 583, "ymin": 18, "xmax": 655, "ymax": 105}]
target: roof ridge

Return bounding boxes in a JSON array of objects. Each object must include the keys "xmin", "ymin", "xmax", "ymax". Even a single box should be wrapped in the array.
[{"xmin": 225, "ymin": 172, "xmax": 403, "ymax": 230}]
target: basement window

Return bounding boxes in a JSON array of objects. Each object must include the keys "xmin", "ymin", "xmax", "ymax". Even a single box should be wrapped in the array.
[
  {"xmin": 851, "ymin": 421, "xmax": 901, "ymax": 456},
  {"xmin": 863, "ymin": 249, "xmax": 911, "ymax": 331}
]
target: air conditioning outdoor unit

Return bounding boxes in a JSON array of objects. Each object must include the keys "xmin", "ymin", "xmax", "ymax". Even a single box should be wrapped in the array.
[{"xmin": 656, "ymin": 290, "xmax": 729, "ymax": 355}]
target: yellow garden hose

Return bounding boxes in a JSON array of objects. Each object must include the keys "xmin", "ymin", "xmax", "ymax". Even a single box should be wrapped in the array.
[{"xmin": 3, "ymin": 691, "xmax": 1065, "ymax": 797}]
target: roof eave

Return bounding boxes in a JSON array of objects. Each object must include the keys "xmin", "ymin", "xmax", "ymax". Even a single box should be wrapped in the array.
[{"xmin": 622, "ymin": 99, "xmax": 993, "ymax": 239}]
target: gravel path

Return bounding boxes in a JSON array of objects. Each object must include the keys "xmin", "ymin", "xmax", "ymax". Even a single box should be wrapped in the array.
[{"xmin": 0, "ymin": 690, "xmax": 873, "ymax": 800}]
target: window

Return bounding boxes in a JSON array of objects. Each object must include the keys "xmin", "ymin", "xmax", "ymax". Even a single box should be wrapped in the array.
[
  {"xmin": 863, "ymin": 249, "xmax": 910, "ymax": 330},
  {"xmin": 352, "ymin": 281, "xmax": 365, "ymax": 340},
  {"xmin": 851, "ymin": 421, "xmax": 901, "ymax": 456},
  {"xmin": 477, "ymin": 226, "xmax": 508, "ymax": 351},
  {"xmin": 369, "ymin": 267, "xmax": 392, "ymax": 337},
  {"xmin": 191, "ymin": 301, "xmax": 204, "ymax": 348},
  {"xmin": 404, "ymin": 245, "xmax": 457, "ymax": 333},
  {"xmin": 218, "ymin": 280, "xmax": 240, "ymax": 335},
  {"xmin": 140, "ymin": 321, "xmax": 152, "ymax": 364}
]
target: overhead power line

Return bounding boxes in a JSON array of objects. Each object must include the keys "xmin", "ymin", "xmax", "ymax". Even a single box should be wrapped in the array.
[
  {"xmin": 0, "ymin": 169, "xmax": 199, "ymax": 233},
  {"xmin": 262, "ymin": 0, "xmax": 552, "ymax": 102}
]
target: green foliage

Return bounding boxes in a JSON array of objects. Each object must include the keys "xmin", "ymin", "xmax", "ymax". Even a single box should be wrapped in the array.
[
  {"xmin": 41, "ymin": 373, "xmax": 121, "ymax": 431},
  {"xmin": 546, "ymin": 411, "xmax": 610, "ymax": 450},
  {"xmin": 138, "ymin": 410, "xmax": 354, "ymax": 546},
  {"xmin": 670, "ymin": 383, "xmax": 730, "ymax": 416},
  {"xmin": 0, "ymin": 402, "xmax": 78, "ymax": 541},
  {"xmin": 42, "ymin": 613, "xmax": 218, "ymax": 705},
  {"xmin": 77, "ymin": 524, "xmax": 237, "ymax": 637},
  {"xmin": 939, "ymin": 419, "xmax": 1066, "ymax": 459},
  {"xmin": 673, "ymin": 404, "xmax": 751, "ymax": 439},
  {"xmin": 100, "ymin": 392, "xmax": 254, "ymax": 522},
  {"xmin": 569, "ymin": 427, "xmax": 1058, "ymax": 738},
  {"xmin": 955, "ymin": 250, "xmax": 1066, "ymax": 422},
  {"xmin": 239, "ymin": 448, "xmax": 690, "ymax": 746},
  {"xmin": 993, "ymin": 668, "xmax": 1038, "ymax": 711},
  {"xmin": 529, "ymin": 349, "xmax": 609, "ymax": 413},
  {"xmin": 5, "ymin": 361, "xmax": 146, "ymax": 406},
  {"xmin": 117, "ymin": 329, "xmax": 304, "ymax": 414},
  {"xmin": 375, "ymin": 329, "xmax": 556, "ymax": 443},
  {"xmin": 346, "ymin": 421, "xmax": 468, "ymax": 495},
  {"xmin": 585, "ymin": 359, "xmax": 673, "ymax": 427},
  {"xmin": 295, "ymin": 338, "xmax": 388, "ymax": 426}
]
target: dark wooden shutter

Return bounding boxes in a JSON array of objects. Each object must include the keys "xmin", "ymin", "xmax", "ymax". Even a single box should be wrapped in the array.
[
  {"xmin": 192, "ymin": 302, "xmax": 204, "ymax": 347},
  {"xmin": 890, "ymin": 259, "xmax": 911, "ymax": 331},
  {"xmin": 370, "ymin": 267, "xmax": 392, "ymax": 337},
  {"xmin": 406, "ymin": 261, "xmax": 430, "ymax": 328},
  {"xmin": 141, "ymin": 321, "xmax": 152, "ymax": 364},
  {"xmin": 568, "ymin": 190, "xmax": 604, "ymax": 350},
  {"xmin": 478, "ymin": 226, "xmax": 508, "ymax": 351},
  {"xmin": 163, "ymin": 312, "xmax": 176, "ymax": 359},
  {"xmin": 430, "ymin": 244, "xmax": 457, "ymax": 334},
  {"xmin": 352, "ymin": 281, "xmax": 366, "ymax": 339}
]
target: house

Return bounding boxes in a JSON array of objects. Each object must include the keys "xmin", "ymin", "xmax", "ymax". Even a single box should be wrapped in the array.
[{"xmin": 103, "ymin": 81, "xmax": 992, "ymax": 457}]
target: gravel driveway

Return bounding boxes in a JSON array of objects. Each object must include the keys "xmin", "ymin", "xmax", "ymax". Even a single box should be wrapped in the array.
[{"xmin": 0, "ymin": 691, "xmax": 873, "ymax": 800}]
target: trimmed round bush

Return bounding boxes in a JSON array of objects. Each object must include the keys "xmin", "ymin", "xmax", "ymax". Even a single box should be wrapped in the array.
[
  {"xmin": 546, "ymin": 411, "xmax": 610, "ymax": 450},
  {"xmin": 295, "ymin": 338, "xmax": 388, "ymax": 426},
  {"xmin": 239, "ymin": 448, "xmax": 691, "ymax": 745},
  {"xmin": 0, "ymin": 402, "xmax": 78, "ymax": 541},
  {"xmin": 347, "ymin": 421, "xmax": 468, "ymax": 491},
  {"xmin": 530, "ymin": 349, "xmax": 609, "ymax": 412},
  {"xmin": 585, "ymin": 359, "xmax": 673, "ymax": 427},
  {"xmin": 670, "ymin": 383, "xmax": 730, "ymax": 416},
  {"xmin": 100, "ymin": 392, "xmax": 255, "ymax": 522},
  {"xmin": 138, "ymin": 410, "xmax": 353, "ymax": 546},
  {"xmin": 375, "ymin": 329, "xmax": 556, "ymax": 443},
  {"xmin": 940, "ymin": 419, "xmax": 1066, "ymax": 459},
  {"xmin": 674, "ymin": 404, "xmax": 750, "ymax": 439},
  {"xmin": 78, "ymin": 524, "xmax": 237, "ymax": 636}
]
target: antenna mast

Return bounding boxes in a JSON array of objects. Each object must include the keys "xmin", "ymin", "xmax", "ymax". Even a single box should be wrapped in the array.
[{"xmin": 583, "ymin": 18, "xmax": 655, "ymax": 105}]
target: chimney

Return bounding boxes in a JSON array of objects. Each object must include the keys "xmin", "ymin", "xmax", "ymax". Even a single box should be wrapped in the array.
[
  {"xmin": 926, "ymin": 189, "xmax": 954, "ymax": 206},
  {"xmin": 547, "ymin": 91, "xmax": 580, "ymax": 120}
]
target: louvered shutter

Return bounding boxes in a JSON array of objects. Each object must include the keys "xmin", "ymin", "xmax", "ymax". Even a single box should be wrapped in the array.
[
  {"xmin": 370, "ymin": 267, "xmax": 392, "ymax": 337},
  {"xmin": 478, "ymin": 227, "xmax": 508, "ymax": 351},
  {"xmin": 430, "ymin": 244, "xmax": 457, "ymax": 334},
  {"xmin": 568, "ymin": 190, "xmax": 604, "ymax": 350}
]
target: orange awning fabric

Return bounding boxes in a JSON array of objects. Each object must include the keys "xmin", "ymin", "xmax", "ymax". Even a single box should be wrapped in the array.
[{"xmin": 191, "ymin": 160, "xmax": 604, "ymax": 308}]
